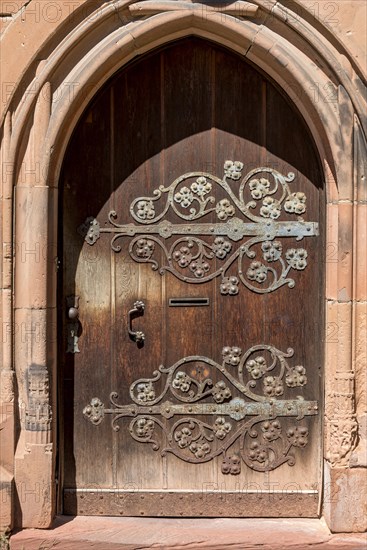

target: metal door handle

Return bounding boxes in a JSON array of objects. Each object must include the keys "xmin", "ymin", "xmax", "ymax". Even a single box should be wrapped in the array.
[
  {"xmin": 66, "ymin": 295, "xmax": 80, "ymax": 353},
  {"xmin": 128, "ymin": 301, "xmax": 145, "ymax": 344},
  {"xmin": 68, "ymin": 307, "xmax": 79, "ymax": 319}
]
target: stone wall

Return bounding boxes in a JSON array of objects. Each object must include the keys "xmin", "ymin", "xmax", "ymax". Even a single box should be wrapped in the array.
[{"xmin": 1, "ymin": 0, "xmax": 366, "ymax": 534}]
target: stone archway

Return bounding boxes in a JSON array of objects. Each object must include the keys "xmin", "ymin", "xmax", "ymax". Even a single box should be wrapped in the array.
[{"xmin": 1, "ymin": 0, "xmax": 366, "ymax": 533}]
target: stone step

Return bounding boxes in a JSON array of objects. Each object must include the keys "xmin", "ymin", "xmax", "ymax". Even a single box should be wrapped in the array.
[{"xmin": 10, "ymin": 516, "xmax": 367, "ymax": 549}]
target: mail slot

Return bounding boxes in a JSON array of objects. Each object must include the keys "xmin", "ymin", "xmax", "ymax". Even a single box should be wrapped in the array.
[{"xmin": 169, "ymin": 297, "xmax": 210, "ymax": 307}]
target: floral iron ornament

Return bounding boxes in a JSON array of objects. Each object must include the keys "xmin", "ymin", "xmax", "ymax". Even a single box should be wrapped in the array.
[
  {"xmin": 83, "ymin": 345, "xmax": 318, "ymax": 474},
  {"xmin": 80, "ymin": 163, "xmax": 318, "ymax": 294}
]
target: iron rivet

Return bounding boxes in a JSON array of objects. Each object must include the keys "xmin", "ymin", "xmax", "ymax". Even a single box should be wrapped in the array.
[
  {"xmin": 188, "ymin": 407, "xmax": 192, "ymax": 412},
  {"xmin": 166, "ymin": 408, "xmax": 170, "ymax": 413},
  {"xmin": 210, "ymin": 227, "xmax": 214, "ymax": 232}
]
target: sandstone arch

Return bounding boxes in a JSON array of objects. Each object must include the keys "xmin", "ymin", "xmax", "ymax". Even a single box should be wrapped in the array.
[{"xmin": 1, "ymin": 0, "xmax": 366, "ymax": 532}]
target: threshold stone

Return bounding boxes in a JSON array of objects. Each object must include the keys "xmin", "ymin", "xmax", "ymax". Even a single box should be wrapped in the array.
[{"xmin": 10, "ymin": 516, "xmax": 367, "ymax": 549}]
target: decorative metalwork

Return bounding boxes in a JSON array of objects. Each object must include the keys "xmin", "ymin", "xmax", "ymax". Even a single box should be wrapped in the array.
[
  {"xmin": 127, "ymin": 300, "xmax": 145, "ymax": 344},
  {"xmin": 83, "ymin": 344, "xmax": 318, "ymax": 473},
  {"xmin": 81, "ymin": 163, "xmax": 318, "ymax": 294},
  {"xmin": 66, "ymin": 295, "xmax": 80, "ymax": 353}
]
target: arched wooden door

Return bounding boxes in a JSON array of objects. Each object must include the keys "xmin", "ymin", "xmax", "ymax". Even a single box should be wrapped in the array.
[{"xmin": 60, "ymin": 38, "xmax": 324, "ymax": 517}]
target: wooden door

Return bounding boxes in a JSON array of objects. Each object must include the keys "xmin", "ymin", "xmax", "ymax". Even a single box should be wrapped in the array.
[{"xmin": 60, "ymin": 38, "xmax": 324, "ymax": 517}]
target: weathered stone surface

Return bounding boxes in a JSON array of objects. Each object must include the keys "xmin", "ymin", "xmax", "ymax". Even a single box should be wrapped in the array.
[
  {"xmin": 9, "ymin": 516, "xmax": 367, "ymax": 549},
  {"xmin": 324, "ymin": 302, "xmax": 358, "ymax": 468},
  {"xmin": 14, "ymin": 441, "xmax": 54, "ymax": 528},
  {"xmin": 0, "ymin": 466, "xmax": 13, "ymax": 534},
  {"xmin": 355, "ymin": 302, "xmax": 367, "ymax": 416},
  {"xmin": 351, "ymin": 413, "xmax": 367, "ymax": 467},
  {"xmin": 324, "ymin": 464, "xmax": 367, "ymax": 533},
  {"xmin": 355, "ymin": 205, "xmax": 367, "ymax": 300},
  {"xmin": 325, "ymin": 203, "xmax": 338, "ymax": 301},
  {"xmin": 336, "ymin": 203, "xmax": 353, "ymax": 302}
]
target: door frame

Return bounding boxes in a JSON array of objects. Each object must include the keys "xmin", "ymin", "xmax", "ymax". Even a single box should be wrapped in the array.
[{"xmin": 3, "ymin": 1, "xmax": 365, "ymax": 531}]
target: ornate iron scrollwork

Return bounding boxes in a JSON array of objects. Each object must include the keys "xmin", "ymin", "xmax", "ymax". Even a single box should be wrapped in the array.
[
  {"xmin": 83, "ymin": 344, "xmax": 318, "ymax": 473},
  {"xmin": 81, "ymin": 163, "xmax": 318, "ymax": 295}
]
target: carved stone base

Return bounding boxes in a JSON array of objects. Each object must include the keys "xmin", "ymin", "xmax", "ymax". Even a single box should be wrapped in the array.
[
  {"xmin": 14, "ymin": 440, "xmax": 55, "ymax": 528},
  {"xmin": 323, "ymin": 462, "xmax": 367, "ymax": 533},
  {"xmin": 0, "ymin": 466, "xmax": 13, "ymax": 534},
  {"xmin": 0, "ymin": 385, "xmax": 15, "ymax": 532}
]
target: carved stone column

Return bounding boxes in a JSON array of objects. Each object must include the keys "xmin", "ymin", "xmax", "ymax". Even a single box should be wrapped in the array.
[
  {"xmin": 0, "ymin": 110, "xmax": 15, "ymax": 533},
  {"xmin": 323, "ymin": 112, "xmax": 367, "ymax": 533},
  {"xmin": 13, "ymin": 79, "xmax": 57, "ymax": 528}
]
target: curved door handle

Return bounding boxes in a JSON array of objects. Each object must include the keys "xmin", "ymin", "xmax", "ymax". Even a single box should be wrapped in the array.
[
  {"xmin": 128, "ymin": 301, "xmax": 145, "ymax": 344},
  {"xmin": 66, "ymin": 295, "xmax": 80, "ymax": 353}
]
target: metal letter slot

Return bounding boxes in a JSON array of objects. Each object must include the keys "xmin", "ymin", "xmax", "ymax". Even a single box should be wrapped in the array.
[{"xmin": 169, "ymin": 297, "xmax": 210, "ymax": 307}]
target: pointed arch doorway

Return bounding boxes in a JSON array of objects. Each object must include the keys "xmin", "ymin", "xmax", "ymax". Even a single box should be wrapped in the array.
[{"xmin": 59, "ymin": 37, "xmax": 324, "ymax": 517}]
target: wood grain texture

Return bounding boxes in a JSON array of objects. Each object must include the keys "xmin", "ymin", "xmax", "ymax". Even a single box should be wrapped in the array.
[{"xmin": 60, "ymin": 38, "xmax": 324, "ymax": 516}]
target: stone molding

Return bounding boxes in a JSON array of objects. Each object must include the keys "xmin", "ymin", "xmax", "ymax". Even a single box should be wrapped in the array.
[{"xmin": 0, "ymin": 0, "xmax": 366, "ymax": 533}]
